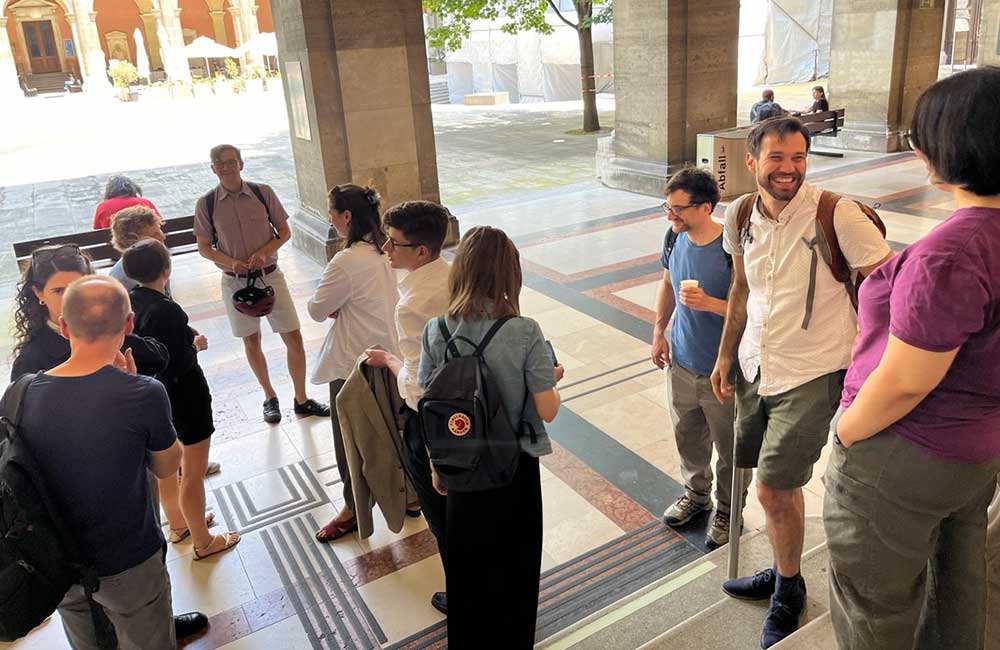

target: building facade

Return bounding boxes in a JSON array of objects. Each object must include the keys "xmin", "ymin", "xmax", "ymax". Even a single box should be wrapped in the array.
[{"xmin": 1, "ymin": 0, "xmax": 273, "ymax": 95}]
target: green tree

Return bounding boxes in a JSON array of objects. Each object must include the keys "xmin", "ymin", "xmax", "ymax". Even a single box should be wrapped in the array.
[{"xmin": 424, "ymin": 0, "xmax": 611, "ymax": 132}]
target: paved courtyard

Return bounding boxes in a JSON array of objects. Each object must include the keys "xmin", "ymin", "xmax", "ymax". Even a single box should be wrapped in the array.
[{"xmin": 0, "ymin": 89, "xmax": 614, "ymax": 295}]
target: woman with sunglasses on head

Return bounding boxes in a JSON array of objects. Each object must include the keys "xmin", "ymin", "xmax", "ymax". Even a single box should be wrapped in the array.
[
  {"xmin": 417, "ymin": 226, "xmax": 565, "ymax": 649},
  {"xmin": 11, "ymin": 244, "xmax": 168, "ymax": 381},
  {"xmin": 308, "ymin": 184, "xmax": 401, "ymax": 542}
]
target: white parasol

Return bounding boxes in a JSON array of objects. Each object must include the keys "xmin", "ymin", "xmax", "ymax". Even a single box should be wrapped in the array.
[
  {"xmin": 184, "ymin": 36, "xmax": 240, "ymax": 77},
  {"xmin": 133, "ymin": 28, "xmax": 150, "ymax": 80}
]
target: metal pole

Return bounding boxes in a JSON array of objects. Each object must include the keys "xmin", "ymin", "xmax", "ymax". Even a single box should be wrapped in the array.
[{"xmin": 727, "ymin": 428, "xmax": 750, "ymax": 580}]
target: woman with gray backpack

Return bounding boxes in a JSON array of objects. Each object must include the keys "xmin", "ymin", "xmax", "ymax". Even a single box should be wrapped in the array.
[{"xmin": 416, "ymin": 225, "xmax": 565, "ymax": 648}]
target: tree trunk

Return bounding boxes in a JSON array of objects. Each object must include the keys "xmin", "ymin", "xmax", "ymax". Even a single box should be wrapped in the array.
[{"xmin": 576, "ymin": 7, "xmax": 600, "ymax": 132}]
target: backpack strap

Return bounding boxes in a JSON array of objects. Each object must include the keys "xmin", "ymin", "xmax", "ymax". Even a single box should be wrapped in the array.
[
  {"xmin": 202, "ymin": 189, "xmax": 218, "ymax": 247},
  {"xmin": 736, "ymin": 192, "xmax": 758, "ymax": 250},
  {"xmin": 815, "ymin": 190, "xmax": 861, "ymax": 314},
  {"xmin": 0, "ymin": 373, "xmax": 37, "ymax": 443},
  {"xmin": 663, "ymin": 229, "xmax": 679, "ymax": 267},
  {"xmin": 246, "ymin": 182, "xmax": 279, "ymax": 238},
  {"xmin": 437, "ymin": 317, "xmax": 461, "ymax": 362},
  {"xmin": 475, "ymin": 316, "xmax": 514, "ymax": 356}
]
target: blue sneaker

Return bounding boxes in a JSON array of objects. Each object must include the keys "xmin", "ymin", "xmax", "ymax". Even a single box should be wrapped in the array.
[
  {"xmin": 722, "ymin": 567, "xmax": 776, "ymax": 601},
  {"xmin": 760, "ymin": 585, "xmax": 806, "ymax": 649}
]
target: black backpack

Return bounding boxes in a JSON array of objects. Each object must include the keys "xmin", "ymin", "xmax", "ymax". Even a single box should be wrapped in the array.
[
  {"xmin": 418, "ymin": 317, "xmax": 536, "ymax": 492},
  {"xmin": 0, "ymin": 375, "xmax": 101, "ymax": 642},
  {"xmin": 202, "ymin": 181, "xmax": 277, "ymax": 247}
]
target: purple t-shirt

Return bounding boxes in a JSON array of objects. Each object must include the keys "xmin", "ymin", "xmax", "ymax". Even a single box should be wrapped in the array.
[{"xmin": 842, "ymin": 206, "xmax": 1000, "ymax": 463}]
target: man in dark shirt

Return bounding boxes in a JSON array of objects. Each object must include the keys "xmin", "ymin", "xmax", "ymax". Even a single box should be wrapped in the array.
[
  {"xmin": 750, "ymin": 89, "xmax": 786, "ymax": 123},
  {"xmin": 19, "ymin": 276, "xmax": 184, "ymax": 649}
]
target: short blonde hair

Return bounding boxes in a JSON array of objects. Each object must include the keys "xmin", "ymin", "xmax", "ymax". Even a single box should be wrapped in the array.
[
  {"xmin": 61, "ymin": 276, "xmax": 130, "ymax": 342},
  {"xmin": 110, "ymin": 206, "xmax": 159, "ymax": 252},
  {"xmin": 447, "ymin": 226, "xmax": 521, "ymax": 320}
]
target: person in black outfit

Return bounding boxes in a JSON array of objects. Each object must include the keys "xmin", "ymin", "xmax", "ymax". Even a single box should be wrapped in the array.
[
  {"xmin": 123, "ymin": 239, "xmax": 240, "ymax": 560},
  {"xmin": 803, "ymin": 85, "xmax": 829, "ymax": 114},
  {"xmin": 9, "ymin": 243, "xmax": 208, "ymax": 641},
  {"xmin": 11, "ymin": 244, "xmax": 167, "ymax": 381}
]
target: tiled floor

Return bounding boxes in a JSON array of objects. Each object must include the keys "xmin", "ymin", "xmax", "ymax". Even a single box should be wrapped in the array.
[{"xmin": 2, "ymin": 150, "xmax": 950, "ymax": 649}]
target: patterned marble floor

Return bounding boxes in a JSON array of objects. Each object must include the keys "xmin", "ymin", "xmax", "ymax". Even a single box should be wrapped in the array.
[{"xmin": 1, "ymin": 151, "xmax": 949, "ymax": 649}]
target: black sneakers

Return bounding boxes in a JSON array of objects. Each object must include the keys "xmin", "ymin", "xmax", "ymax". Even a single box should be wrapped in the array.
[
  {"xmin": 431, "ymin": 591, "xmax": 447, "ymax": 615},
  {"xmin": 722, "ymin": 567, "xmax": 776, "ymax": 600},
  {"xmin": 263, "ymin": 397, "xmax": 281, "ymax": 424},
  {"xmin": 760, "ymin": 575, "xmax": 806, "ymax": 649},
  {"xmin": 294, "ymin": 398, "xmax": 331, "ymax": 417}
]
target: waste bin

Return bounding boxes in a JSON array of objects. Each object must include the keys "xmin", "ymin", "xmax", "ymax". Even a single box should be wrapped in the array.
[{"xmin": 696, "ymin": 127, "xmax": 757, "ymax": 200}]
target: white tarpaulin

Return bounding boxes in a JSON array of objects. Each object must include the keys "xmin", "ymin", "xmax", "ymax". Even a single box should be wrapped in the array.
[
  {"xmin": 756, "ymin": 0, "xmax": 833, "ymax": 85},
  {"xmin": 445, "ymin": 16, "xmax": 612, "ymax": 103}
]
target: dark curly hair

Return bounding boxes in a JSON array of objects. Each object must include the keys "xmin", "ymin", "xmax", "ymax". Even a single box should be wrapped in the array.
[
  {"xmin": 328, "ymin": 184, "xmax": 387, "ymax": 253},
  {"xmin": 103, "ymin": 175, "xmax": 143, "ymax": 201},
  {"xmin": 13, "ymin": 245, "xmax": 93, "ymax": 357}
]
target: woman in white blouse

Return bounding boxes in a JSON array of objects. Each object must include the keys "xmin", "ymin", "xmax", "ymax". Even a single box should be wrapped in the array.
[{"xmin": 308, "ymin": 184, "xmax": 400, "ymax": 542}]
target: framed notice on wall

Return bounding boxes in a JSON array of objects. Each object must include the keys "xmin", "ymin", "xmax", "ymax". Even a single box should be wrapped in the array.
[
  {"xmin": 285, "ymin": 61, "xmax": 312, "ymax": 142},
  {"xmin": 64, "ymin": 39, "xmax": 75, "ymax": 57}
]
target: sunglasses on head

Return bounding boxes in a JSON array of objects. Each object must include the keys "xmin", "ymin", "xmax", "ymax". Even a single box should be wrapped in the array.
[{"xmin": 31, "ymin": 243, "xmax": 82, "ymax": 269}]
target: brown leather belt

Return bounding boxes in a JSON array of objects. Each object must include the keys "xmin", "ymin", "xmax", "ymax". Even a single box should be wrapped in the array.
[{"xmin": 224, "ymin": 264, "xmax": 277, "ymax": 278}]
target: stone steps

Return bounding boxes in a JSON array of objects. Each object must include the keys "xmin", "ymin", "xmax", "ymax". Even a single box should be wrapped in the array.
[
  {"xmin": 26, "ymin": 72, "xmax": 68, "ymax": 94},
  {"xmin": 430, "ymin": 78, "xmax": 450, "ymax": 104},
  {"xmin": 537, "ymin": 516, "xmax": 829, "ymax": 650},
  {"xmin": 771, "ymin": 612, "xmax": 836, "ymax": 649}
]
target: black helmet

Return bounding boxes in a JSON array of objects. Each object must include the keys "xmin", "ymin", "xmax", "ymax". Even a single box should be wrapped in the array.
[{"xmin": 232, "ymin": 273, "xmax": 275, "ymax": 317}]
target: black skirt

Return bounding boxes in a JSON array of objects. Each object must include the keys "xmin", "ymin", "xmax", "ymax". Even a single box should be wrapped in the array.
[{"xmin": 167, "ymin": 366, "xmax": 215, "ymax": 445}]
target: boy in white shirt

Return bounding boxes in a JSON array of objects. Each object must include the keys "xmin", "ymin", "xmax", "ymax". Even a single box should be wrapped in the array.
[{"xmin": 365, "ymin": 201, "xmax": 452, "ymax": 615}]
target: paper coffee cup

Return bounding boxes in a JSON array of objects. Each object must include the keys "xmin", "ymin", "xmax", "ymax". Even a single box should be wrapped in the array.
[{"xmin": 680, "ymin": 279, "xmax": 700, "ymax": 290}]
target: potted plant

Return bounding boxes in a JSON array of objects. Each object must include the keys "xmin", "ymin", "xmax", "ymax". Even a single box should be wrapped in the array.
[{"xmin": 108, "ymin": 60, "xmax": 139, "ymax": 102}]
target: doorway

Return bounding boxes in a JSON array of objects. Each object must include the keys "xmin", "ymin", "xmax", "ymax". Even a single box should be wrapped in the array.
[{"xmin": 23, "ymin": 20, "xmax": 61, "ymax": 73}]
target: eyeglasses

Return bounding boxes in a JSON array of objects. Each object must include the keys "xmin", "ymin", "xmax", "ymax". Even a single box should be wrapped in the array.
[
  {"xmin": 382, "ymin": 235, "xmax": 419, "ymax": 250},
  {"xmin": 660, "ymin": 202, "xmax": 699, "ymax": 216},
  {"xmin": 904, "ymin": 130, "xmax": 916, "ymax": 151},
  {"xmin": 213, "ymin": 159, "xmax": 240, "ymax": 168},
  {"xmin": 31, "ymin": 243, "xmax": 81, "ymax": 268}
]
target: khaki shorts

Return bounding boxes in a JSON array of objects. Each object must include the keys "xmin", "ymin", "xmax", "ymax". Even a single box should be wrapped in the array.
[
  {"xmin": 221, "ymin": 267, "xmax": 301, "ymax": 339},
  {"xmin": 734, "ymin": 369, "xmax": 845, "ymax": 490}
]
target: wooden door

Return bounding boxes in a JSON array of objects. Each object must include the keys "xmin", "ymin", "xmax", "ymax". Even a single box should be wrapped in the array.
[{"xmin": 23, "ymin": 21, "xmax": 61, "ymax": 74}]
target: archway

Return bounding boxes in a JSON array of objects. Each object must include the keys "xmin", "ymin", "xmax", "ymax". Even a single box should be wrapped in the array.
[{"xmin": 4, "ymin": 0, "xmax": 79, "ymax": 81}]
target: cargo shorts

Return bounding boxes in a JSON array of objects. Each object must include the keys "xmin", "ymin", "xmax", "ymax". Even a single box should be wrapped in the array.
[{"xmin": 734, "ymin": 368, "xmax": 845, "ymax": 490}]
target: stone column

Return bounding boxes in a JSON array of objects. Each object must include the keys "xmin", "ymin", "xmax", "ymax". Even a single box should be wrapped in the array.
[
  {"xmin": 156, "ymin": 1, "xmax": 191, "ymax": 83},
  {"xmin": 210, "ymin": 9, "xmax": 228, "ymax": 45},
  {"xmin": 270, "ymin": 0, "xmax": 451, "ymax": 263},
  {"xmin": 71, "ymin": 11, "xmax": 112, "ymax": 93},
  {"xmin": 596, "ymin": 0, "xmax": 740, "ymax": 196},
  {"xmin": 826, "ymin": 0, "xmax": 945, "ymax": 152},
  {"xmin": 139, "ymin": 12, "xmax": 164, "ymax": 69},
  {"xmin": 0, "ymin": 18, "xmax": 23, "ymax": 101},
  {"xmin": 979, "ymin": 0, "xmax": 1000, "ymax": 67}
]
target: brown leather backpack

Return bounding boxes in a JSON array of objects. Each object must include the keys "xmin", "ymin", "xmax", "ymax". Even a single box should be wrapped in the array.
[{"xmin": 735, "ymin": 190, "xmax": 887, "ymax": 328}]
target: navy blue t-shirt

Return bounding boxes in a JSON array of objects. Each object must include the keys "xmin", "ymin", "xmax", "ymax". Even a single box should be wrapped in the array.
[
  {"xmin": 19, "ymin": 366, "xmax": 177, "ymax": 576},
  {"xmin": 660, "ymin": 231, "xmax": 731, "ymax": 376}
]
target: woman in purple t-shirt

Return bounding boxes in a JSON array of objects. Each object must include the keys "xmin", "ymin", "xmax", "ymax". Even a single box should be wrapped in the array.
[{"xmin": 824, "ymin": 68, "xmax": 1000, "ymax": 650}]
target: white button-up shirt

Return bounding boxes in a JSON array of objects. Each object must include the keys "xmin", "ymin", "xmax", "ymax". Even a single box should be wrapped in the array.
[
  {"xmin": 722, "ymin": 182, "xmax": 890, "ymax": 396},
  {"xmin": 307, "ymin": 242, "xmax": 400, "ymax": 384},
  {"xmin": 394, "ymin": 257, "xmax": 451, "ymax": 411}
]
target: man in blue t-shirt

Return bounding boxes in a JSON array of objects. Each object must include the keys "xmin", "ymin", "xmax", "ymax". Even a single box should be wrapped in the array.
[
  {"xmin": 18, "ymin": 276, "xmax": 185, "ymax": 649},
  {"xmin": 651, "ymin": 168, "xmax": 750, "ymax": 549}
]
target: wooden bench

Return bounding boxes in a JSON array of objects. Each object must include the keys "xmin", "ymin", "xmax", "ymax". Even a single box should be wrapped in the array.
[
  {"xmin": 798, "ymin": 108, "xmax": 846, "ymax": 158},
  {"xmin": 13, "ymin": 215, "xmax": 199, "ymax": 273}
]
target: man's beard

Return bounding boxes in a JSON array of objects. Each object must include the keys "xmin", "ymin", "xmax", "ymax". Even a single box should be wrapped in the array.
[{"xmin": 759, "ymin": 170, "xmax": 803, "ymax": 202}]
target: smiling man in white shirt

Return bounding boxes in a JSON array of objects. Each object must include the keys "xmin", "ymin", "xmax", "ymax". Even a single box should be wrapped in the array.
[
  {"xmin": 364, "ymin": 200, "xmax": 452, "ymax": 616},
  {"xmin": 710, "ymin": 117, "xmax": 893, "ymax": 648}
]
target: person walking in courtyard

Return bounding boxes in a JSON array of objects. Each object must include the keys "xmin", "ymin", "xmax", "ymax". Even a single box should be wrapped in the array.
[
  {"xmin": 824, "ymin": 67, "xmax": 1000, "ymax": 650},
  {"xmin": 309, "ymin": 185, "xmax": 400, "ymax": 543},
  {"xmin": 93, "ymin": 175, "xmax": 160, "ymax": 230},
  {"xmin": 651, "ymin": 168, "xmax": 750, "ymax": 550},
  {"xmin": 124, "ymin": 239, "xmax": 240, "ymax": 561},
  {"xmin": 712, "ymin": 116, "xmax": 892, "ymax": 648},
  {"xmin": 193, "ymin": 144, "xmax": 328, "ymax": 424}
]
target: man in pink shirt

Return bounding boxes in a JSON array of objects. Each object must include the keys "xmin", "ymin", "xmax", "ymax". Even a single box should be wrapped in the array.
[{"xmin": 194, "ymin": 144, "xmax": 328, "ymax": 424}]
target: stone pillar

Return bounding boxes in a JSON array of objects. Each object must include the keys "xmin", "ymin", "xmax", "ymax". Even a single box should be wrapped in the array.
[
  {"xmin": 979, "ymin": 0, "xmax": 1000, "ymax": 66},
  {"xmin": 210, "ymin": 9, "xmax": 228, "ymax": 45},
  {"xmin": 0, "ymin": 18, "xmax": 22, "ymax": 101},
  {"xmin": 596, "ymin": 0, "xmax": 740, "ymax": 197},
  {"xmin": 139, "ymin": 12, "xmax": 164, "ymax": 69},
  {"xmin": 270, "ymin": 0, "xmax": 451, "ymax": 263},
  {"xmin": 156, "ymin": 2, "xmax": 191, "ymax": 83},
  {"xmin": 826, "ymin": 0, "xmax": 945, "ymax": 153},
  {"xmin": 71, "ymin": 12, "xmax": 112, "ymax": 93}
]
